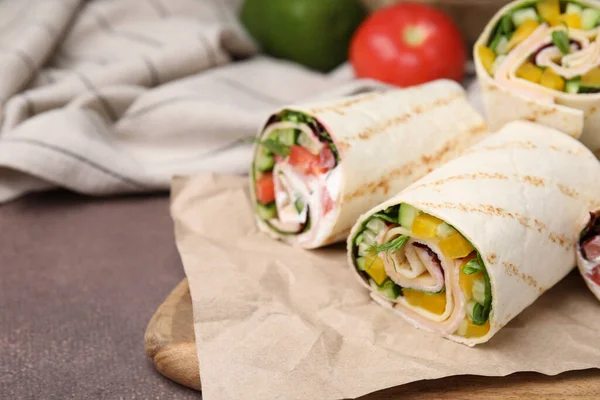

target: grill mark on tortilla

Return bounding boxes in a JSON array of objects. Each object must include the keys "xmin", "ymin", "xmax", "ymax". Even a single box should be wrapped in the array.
[
  {"xmin": 308, "ymin": 92, "xmax": 384, "ymax": 116},
  {"xmin": 502, "ymin": 262, "xmax": 541, "ymax": 290},
  {"xmin": 557, "ymin": 184, "xmax": 579, "ymax": 199},
  {"xmin": 469, "ymin": 141, "xmax": 590, "ymax": 157},
  {"xmin": 343, "ymin": 122, "xmax": 488, "ymax": 202},
  {"xmin": 487, "ymin": 253, "xmax": 498, "ymax": 264},
  {"xmin": 407, "ymin": 173, "xmax": 554, "ymax": 194},
  {"xmin": 335, "ymin": 141, "xmax": 351, "ymax": 153},
  {"xmin": 524, "ymin": 108, "xmax": 559, "ymax": 124},
  {"xmin": 352, "ymin": 92, "xmax": 463, "ymax": 140},
  {"xmin": 414, "ymin": 201, "xmax": 573, "ymax": 250},
  {"xmin": 585, "ymin": 106, "xmax": 597, "ymax": 118}
]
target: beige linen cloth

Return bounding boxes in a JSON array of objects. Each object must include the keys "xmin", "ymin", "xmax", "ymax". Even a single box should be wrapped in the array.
[{"xmin": 0, "ymin": 0, "xmax": 484, "ymax": 203}]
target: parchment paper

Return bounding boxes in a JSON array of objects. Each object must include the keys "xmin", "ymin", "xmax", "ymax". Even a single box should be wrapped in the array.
[{"xmin": 172, "ymin": 174, "xmax": 600, "ymax": 400}]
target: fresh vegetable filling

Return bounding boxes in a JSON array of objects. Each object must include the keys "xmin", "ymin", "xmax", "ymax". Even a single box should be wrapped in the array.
[
  {"xmin": 253, "ymin": 110, "xmax": 340, "ymax": 235},
  {"xmin": 352, "ymin": 204, "xmax": 492, "ymax": 338},
  {"xmin": 579, "ymin": 210, "xmax": 600, "ymax": 285},
  {"xmin": 478, "ymin": 0, "xmax": 600, "ymax": 94}
]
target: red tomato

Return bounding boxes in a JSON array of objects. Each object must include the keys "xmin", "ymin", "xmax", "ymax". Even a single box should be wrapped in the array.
[
  {"xmin": 288, "ymin": 145, "xmax": 335, "ymax": 175},
  {"xmin": 349, "ymin": 2, "xmax": 466, "ymax": 87},
  {"xmin": 255, "ymin": 173, "xmax": 275, "ymax": 204}
]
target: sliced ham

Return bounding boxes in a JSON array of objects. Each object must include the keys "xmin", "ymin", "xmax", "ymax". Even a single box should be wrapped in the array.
[{"xmin": 374, "ymin": 228, "xmax": 466, "ymax": 334}]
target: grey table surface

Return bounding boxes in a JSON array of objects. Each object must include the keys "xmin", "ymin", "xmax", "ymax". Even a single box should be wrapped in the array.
[{"xmin": 0, "ymin": 189, "xmax": 200, "ymax": 399}]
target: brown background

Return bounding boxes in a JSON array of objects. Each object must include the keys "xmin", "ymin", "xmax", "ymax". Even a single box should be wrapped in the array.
[{"xmin": 0, "ymin": 190, "xmax": 199, "ymax": 399}]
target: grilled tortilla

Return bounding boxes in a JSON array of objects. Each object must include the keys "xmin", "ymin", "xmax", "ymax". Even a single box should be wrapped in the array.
[
  {"xmin": 474, "ymin": 0, "xmax": 600, "ymax": 157},
  {"xmin": 348, "ymin": 120, "xmax": 600, "ymax": 346},
  {"xmin": 250, "ymin": 80, "xmax": 487, "ymax": 249}
]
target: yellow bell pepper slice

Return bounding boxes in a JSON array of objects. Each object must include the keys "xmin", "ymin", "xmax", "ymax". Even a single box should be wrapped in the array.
[
  {"xmin": 539, "ymin": 67, "xmax": 565, "ymax": 91},
  {"xmin": 412, "ymin": 213, "xmax": 443, "ymax": 238},
  {"xmin": 536, "ymin": 0, "xmax": 560, "ymax": 23},
  {"xmin": 550, "ymin": 13, "xmax": 582, "ymax": 29},
  {"xmin": 515, "ymin": 61, "xmax": 544, "ymax": 83},
  {"xmin": 403, "ymin": 289, "xmax": 447, "ymax": 315},
  {"xmin": 507, "ymin": 20, "xmax": 540, "ymax": 51},
  {"xmin": 458, "ymin": 318, "xmax": 491, "ymax": 338},
  {"xmin": 363, "ymin": 253, "xmax": 387, "ymax": 285},
  {"xmin": 581, "ymin": 67, "xmax": 600, "ymax": 85},
  {"xmin": 477, "ymin": 45, "xmax": 496, "ymax": 76},
  {"xmin": 439, "ymin": 232, "xmax": 475, "ymax": 259}
]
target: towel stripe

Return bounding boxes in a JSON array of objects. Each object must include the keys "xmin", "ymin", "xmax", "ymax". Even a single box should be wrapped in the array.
[
  {"xmin": 72, "ymin": 71, "xmax": 118, "ymax": 121},
  {"xmin": 0, "ymin": 138, "xmax": 147, "ymax": 189}
]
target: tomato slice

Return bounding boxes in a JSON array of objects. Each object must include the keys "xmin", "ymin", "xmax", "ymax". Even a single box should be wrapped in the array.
[
  {"xmin": 288, "ymin": 145, "xmax": 335, "ymax": 175},
  {"xmin": 255, "ymin": 173, "xmax": 275, "ymax": 204},
  {"xmin": 288, "ymin": 145, "xmax": 319, "ymax": 174}
]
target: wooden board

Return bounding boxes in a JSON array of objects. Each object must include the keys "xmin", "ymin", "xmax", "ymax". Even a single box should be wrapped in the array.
[{"xmin": 145, "ymin": 280, "xmax": 600, "ymax": 398}]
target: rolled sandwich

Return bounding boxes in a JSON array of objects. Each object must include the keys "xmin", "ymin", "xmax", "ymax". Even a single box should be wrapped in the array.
[
  {"xmin": 577, "ymin": 208, "xmax": 600, "ymax": 300},
  {"xmin": 250, "ymin": 80, "xmax": 487, "ymax": 249},
  {"xmin": 474, "ymin": 0, "xmax": 600, "ymax": 156},
  {"xmin": 348, "ymin": 120, "xmax": 600, "ymax": 346}
]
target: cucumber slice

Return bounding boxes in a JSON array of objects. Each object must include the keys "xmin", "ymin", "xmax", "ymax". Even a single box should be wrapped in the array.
[
  {"xmin": 566, "ymin": 79, "xmax": 581, "ymax": 94},
  {"xmin": 362, "ymin": 230, "xmax": 377, "ymax": 246},
  {"xmin": 255, "ymin": 147, "xmax": 275, "ymax": 171},
  {"xmin": 366, "ymin": 217, "xmax": 386, "ymax": 234},
  {"xmin": 355, "ymin": 233, "xmax": 364, "ymax": 247},
  {"xmin": 456, "ymin": 318, "xmax": 468, "ymax": 336},
  {"xmin": 512, "ymin": 8, "xmax": 538, "ymax": 26},
  {"xmin": 495, "ymin": 36, "xmax": 509, "ymax": 55},
  {"xmin": 356, "ymin": 256, "xmax": 367, "ymax": 271},
  {"xmin": 377, "ymin": 279, "xmax": 401, "ymax": 300},
  {"xmin": 358, "ymin": 241, "xmax": 371, "ymax": 257},
  {"xmin": 472, "ymin": 278, "xmax": 486, "ymax": 304},
  {"xmin": 278, "ymin": 129, "xmax": 297, "ymax": 146},
  {"xmin": 399, "ymin": 203, "xmax": 419, "ymax": 229},
  {"xmin": 566, "ymin": 3, "xmax": 583, "ymax": 15},
  {"xmin": 257, "ymin": 202, "xmax": 277, "ymax": 220},
  {"xmin": 582, "ymin": 8, "xmax": 600, "ymax": 29},
  {"xmin": 297, "ymin": 131, "xmax": 322, "ymax": 154},
  {"xmin": 436, "ymin": 222, "xmax": 457, "ymax": 239}
]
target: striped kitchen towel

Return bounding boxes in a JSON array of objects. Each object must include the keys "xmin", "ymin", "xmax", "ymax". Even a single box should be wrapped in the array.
[{"xmin": 0, "ymin": 0, "xmax": 479, "ymax": 203}]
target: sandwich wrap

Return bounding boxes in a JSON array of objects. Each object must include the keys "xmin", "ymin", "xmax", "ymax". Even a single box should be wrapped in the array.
[
  {"xmin": 250, "ymin": 80, "xmax": 487, "ymax": 249},
  {"xmin": 577, "ymin": 207, "xmax": 600, "ymax": 301},
  {"xmin": 474, "ymin": 0, "xmax": 600, "ymax": 156},
  {"xmin": 347, "ymin": 120, "xmax": 600, "ymax": 346}
]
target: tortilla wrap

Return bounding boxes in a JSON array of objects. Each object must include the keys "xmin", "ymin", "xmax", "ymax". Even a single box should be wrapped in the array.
[
  {"xmin": 250, "ymin": 80, "xmax": 488, "ymax": 249},
  {"xmin": 474, "ymin": 0, "xmax": 600, "ymax": 157},
  {"xmin": 577, "ymin": 208, "xmax": 600, "ymax": 301},
  {"xmin": 348, "ymin": 120, "xmax": 600, "ymax": 346}
]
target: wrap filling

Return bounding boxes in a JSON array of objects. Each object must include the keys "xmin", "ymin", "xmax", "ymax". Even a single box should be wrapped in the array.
[
  {"xmin": 351, "ymin": 204, "xmax": 492, "ymax": 339},
  {"xmin": 252, "ymin": 110, "xmax": 340, "ymax": 237},
  {"xmin": 478, "ymin": 0, "xmax": 600, "ymax": 95}
]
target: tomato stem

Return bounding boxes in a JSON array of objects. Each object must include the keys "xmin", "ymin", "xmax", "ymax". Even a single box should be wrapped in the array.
[{"xmin": 403, "ymin": 25, "xmax": 429, "ymax": 47}]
